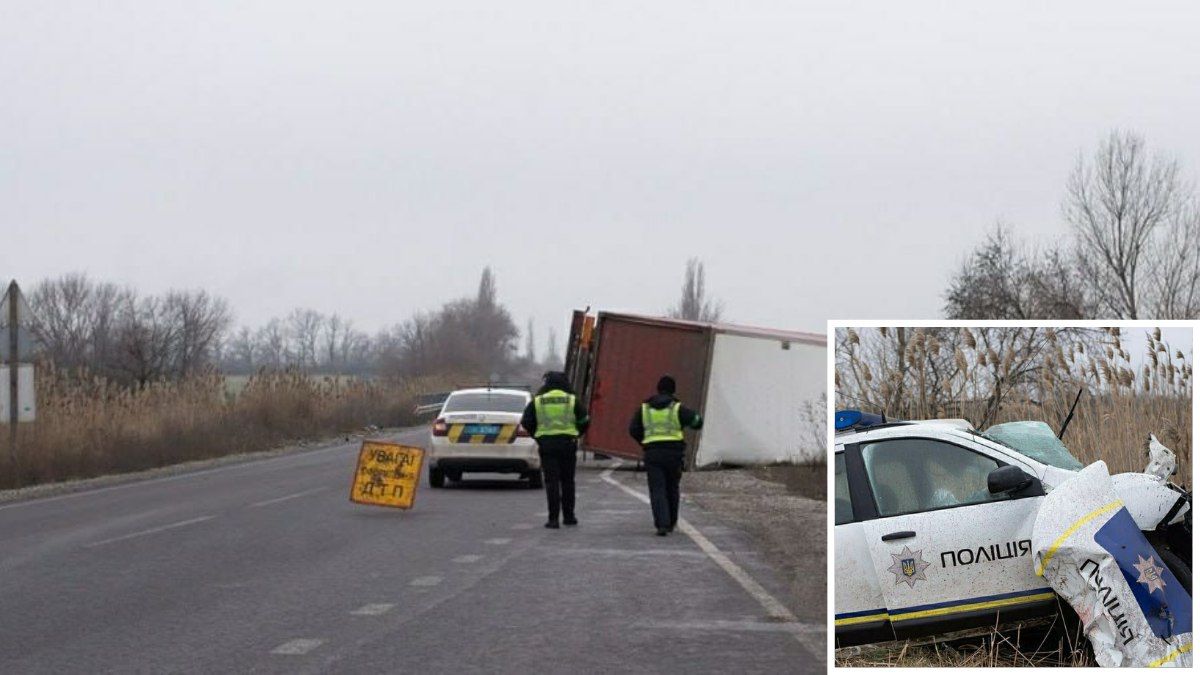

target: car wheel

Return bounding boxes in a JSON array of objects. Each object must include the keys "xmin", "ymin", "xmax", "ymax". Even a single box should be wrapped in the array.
[
  {"xmin": 428, "ymin": 467, "xmax": 445, "ymax": 488},
  {"xmin": 527, "ymin": 471, "xmax": 544, "ymax": 489},
  {"xmin": 1154, "ymin": 542, "xmax": 1191, "ymax": 594}
]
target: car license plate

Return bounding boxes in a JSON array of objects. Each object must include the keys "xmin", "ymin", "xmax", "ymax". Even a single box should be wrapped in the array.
[{"xmin": 463, "ymin": 424, "xmax": 500, "ymax": 435}]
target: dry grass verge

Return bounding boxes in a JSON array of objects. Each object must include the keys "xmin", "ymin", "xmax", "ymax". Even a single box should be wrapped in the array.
[{"xmin": 0, "ymin": 367, "xmax": 448, "ymax": 490}]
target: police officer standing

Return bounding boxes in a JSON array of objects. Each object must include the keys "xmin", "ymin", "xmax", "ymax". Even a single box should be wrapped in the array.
[
  {"xmin": 520, "ymin": 372, "xmax": 590, "ymax": 529},
  {"xmin": 628, "ymin": 375, "xmax": 703, "ymax": 536}
]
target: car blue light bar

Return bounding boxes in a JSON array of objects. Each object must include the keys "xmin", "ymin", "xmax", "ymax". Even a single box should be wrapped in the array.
[{"xmin": 835, "ymin": 409, "xmax": 888, "ymax": 431}]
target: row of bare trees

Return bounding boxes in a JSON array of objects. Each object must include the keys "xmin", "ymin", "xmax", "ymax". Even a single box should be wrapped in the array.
[
  {"xmin": 29, "ymin": 274, "xmax": 231, "ymax": 386},
  {"xmin": 28, "ymin": 268, "xmax": 549, "ymax": 385},
  {"xmin": 947, "ymin": 131, "xmax": 1200, "ymax": 320},
  {"xmin": 221, "ymin": 310, "xmax": 374, "ymax": 374}
]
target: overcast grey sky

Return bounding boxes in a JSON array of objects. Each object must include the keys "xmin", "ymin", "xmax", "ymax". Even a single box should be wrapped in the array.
[{"xmin": 3, "ymin": 1, "xmax": 1198, "ymax": 346}]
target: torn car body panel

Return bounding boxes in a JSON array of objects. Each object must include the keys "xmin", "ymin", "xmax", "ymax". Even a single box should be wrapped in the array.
[
  {"xmin": 1111, "ymin": 471, "xmax": 1191, "ymax": 530},
  {"xmin": 1032, "ymin": 461, "xmax": 1192, "ymax": 667}
]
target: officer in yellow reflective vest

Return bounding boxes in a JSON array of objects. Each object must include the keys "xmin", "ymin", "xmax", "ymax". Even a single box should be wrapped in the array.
[
  {"xmin": 628, "ymin": 375, "xmax": 703, "ymax": 536},
  {"xmin": 520, "ymin": 371, "xmax": 590, "ymax": 529}
]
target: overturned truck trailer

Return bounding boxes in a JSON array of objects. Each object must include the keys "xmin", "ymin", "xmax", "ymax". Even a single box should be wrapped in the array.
[{"xmin": 564, "ymin": 311, "xmax": 826, "ymax": 468}]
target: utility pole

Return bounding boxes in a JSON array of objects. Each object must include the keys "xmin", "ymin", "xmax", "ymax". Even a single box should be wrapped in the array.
[
  {"xmin": 6, "ymin": 280, "xmax": 19, "ymax": 469},
  {"xmin": 2, "ymin": 280, "xmax": 35, "ymax": 472}
]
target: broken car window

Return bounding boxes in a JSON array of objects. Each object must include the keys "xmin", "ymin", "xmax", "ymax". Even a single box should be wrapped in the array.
[{"xmin": 982, "ymin": 421, "xmax": 1085, "ymax": 471}]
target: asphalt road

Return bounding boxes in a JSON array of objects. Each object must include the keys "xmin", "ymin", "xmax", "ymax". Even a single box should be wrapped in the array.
[{"xmin": 0, "ymin": 427, "xmax": 823, "ymax": 673}]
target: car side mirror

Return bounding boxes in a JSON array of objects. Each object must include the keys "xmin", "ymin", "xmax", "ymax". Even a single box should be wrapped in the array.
[{"xmin": 988, "ymin": 465, "xmax": 1035, "ymax": 495}]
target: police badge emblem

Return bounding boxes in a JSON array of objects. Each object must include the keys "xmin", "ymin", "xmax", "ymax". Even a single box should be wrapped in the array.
[{"xmin": 887, "ymin": 545, "xmax": 930, "ymax": 588}]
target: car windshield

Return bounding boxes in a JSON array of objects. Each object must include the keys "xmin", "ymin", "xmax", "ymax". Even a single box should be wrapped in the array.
[
  {"xmin": 981, "ymin": 421, "xmax": 1085, "ymax": 471},
  {"xmin": 442, "ymin": 392, "xmax": 528, "ymax": 414}
]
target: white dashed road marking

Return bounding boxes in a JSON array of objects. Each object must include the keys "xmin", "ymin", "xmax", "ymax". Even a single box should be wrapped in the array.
[
  {"xmin": 453, "ymin": 554, "xmax": 483, "ymax": 564},
  {"xmin": 249, "ymin": 487, "xmax": 327, "ymax": 508},
  {"xmin": 511, "ymin": 523, "xmax": 535, "ymax": 530},
  {"xmin": 350, "ymin": 603, "xmax": 395, "ymax": 616},
  {"xmin": 409, "ymin": 576, "xmax": 442, "ymax": 587},
  {"xmin": 83, "ymin": 516, "xmax": 215, "ymax": 548},
  {"xmin": 484, "ymin": 538, "xmax": 511, "ymax": 545},
  {"xmin": 271, "ymin": 639, "xmax": 324, "ymax": 655}
]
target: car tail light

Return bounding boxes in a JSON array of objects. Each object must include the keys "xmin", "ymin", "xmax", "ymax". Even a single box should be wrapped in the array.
[
  {"xmin": 432, "ymin": 418, "xmax": 449, "ymax": 437},
  {"xmin": 515, "ymin": 426, "xmax": 530, "ymax": 438}
]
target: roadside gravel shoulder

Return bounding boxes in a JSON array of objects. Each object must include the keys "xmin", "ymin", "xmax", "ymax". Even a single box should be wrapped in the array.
[{"xmin": 681, "ymin": 465, "xmax": 827, "ymax": 620}]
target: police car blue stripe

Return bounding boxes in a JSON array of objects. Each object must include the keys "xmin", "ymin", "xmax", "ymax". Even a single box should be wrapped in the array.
[
  {"xmin": 836, "ymin": 587, "xmax": 1055, "ymax": 622},
  {"xmin": 835, "ymin": 607, "xmax": 888, "ymax": 620},
  {"xmin": 889, "ymin": 587, "xmax": 1055, "ymax": 615}
]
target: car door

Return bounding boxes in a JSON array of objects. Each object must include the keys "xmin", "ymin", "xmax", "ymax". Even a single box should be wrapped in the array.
[{"xmin": 847, "ymin": 435, "xmax": 1057, "ymax": 640}]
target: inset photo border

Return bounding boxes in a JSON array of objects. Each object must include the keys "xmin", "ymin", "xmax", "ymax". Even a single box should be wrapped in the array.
[{"xmin": 826, "ymin": 320, "xmax": 1196, "ymax": 669}]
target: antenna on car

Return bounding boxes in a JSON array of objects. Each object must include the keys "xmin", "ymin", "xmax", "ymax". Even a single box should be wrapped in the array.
[{"xmin": 1057, "ymin": 388, "xmax": 1083, "ymax": 439}]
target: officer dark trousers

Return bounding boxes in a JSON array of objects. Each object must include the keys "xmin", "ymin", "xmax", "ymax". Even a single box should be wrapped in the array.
[
  {"xmin": 539, "ymin": 445, "xmax": 577, "ymax": 522},
  {"xmin": 644, "ymin": 447, "xmax": 683, "ymax": 530}
]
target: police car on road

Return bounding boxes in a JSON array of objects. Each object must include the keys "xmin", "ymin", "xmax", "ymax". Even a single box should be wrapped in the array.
[
  {"xmin": 427, "ymin": 387, "xmax": 542, "ymax": 488},
  {"xmin": 834, "ymin": 410, "xmax": 1191, "ymax": 648}
]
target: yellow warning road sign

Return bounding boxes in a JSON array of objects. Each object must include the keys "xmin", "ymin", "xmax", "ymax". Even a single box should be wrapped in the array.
[{"xmin": 349, "ymin": 440, "xmax": 425, "ymax": 509}]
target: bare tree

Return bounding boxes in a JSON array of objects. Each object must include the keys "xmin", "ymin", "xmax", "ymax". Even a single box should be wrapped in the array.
[
  {"xmin": 544, "ymin": 327, "xmax": 561, "ymax": 369},
  {"xmin": 114, "ymin": 296, "xmax": 176, "ymax": 386},
  {"xmin": 164, "ymin": 290, "xmax": 231, "ymax": 375},
  {"xmin": 668, "ymin": 258, "xmax": 723, "ymax": 322},
  {"xmin": 945, "ymin": 225, "xmax": 1095, "ymax": 319},
  {"xmin": 255, "ymin": 319, "xmax": 287, "ymax": 368},
  {"xmin": 950, "ymin": 131, "xmax": 1199, "ymax": 320},
  {"xmin": 524, "ymin": 318, "xmax": 536, "ymax": 362},
  {"xmin": 1065, "ymin": 131, "xmax": 1187, "ymax": 318},
  {"xmin": 1147, "ymin": 196, "xmax": 1200, "ymax": 318},
  {"xmin": 286, "ymin": 308, "xmax": 323, "ymax": 367},
  {"xmin": 28, "ymin": 273, "xmax": 131, "ymax": 372},
  {"xmin": 226, "ymin": 326, "xmax": 256, "ymax": 372},
  {"xmin": 322, "ymin": 313, "xmax": 345, "ymax": 369}
]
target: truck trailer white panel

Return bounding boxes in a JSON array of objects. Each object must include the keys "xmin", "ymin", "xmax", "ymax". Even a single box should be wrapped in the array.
[{"xmin": 694, "ymin": 333, "xmax": 826, "ymax": 467}]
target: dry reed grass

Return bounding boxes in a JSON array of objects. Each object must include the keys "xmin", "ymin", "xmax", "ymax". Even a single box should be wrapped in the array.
[
  {"xmin": 836, "ymin": 627, "xmax": 1091, "ymax": 668},
  {"xmin": 838, "ymin": 327, "xmax": 1192, "ymax": 488},
  {"xmin": 0, "ymin": 366, "xmax": 451, "ymax": 490}
]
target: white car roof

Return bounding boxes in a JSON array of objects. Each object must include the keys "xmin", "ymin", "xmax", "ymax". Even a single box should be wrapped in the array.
[
  {"xmin": 836, "ymin": 421, "xmax": 1044, "ymax": 471},
  {"xmin": 447, "ymin": 387, "xmax": 530, "ymax": 398},
  {"xmin": 837, "ymin": 421, "xmax": 977, "ymax": 444}
]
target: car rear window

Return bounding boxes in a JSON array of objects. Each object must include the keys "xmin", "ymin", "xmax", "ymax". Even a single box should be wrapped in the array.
[{"xmin": 442, "ymin": 392, "xmax": 528, "ymax": 414}]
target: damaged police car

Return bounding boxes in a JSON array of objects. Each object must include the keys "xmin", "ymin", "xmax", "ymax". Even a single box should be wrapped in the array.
[{"xmin": 833, "ymin": 411, "xmax": 1191, "ymax": 653}]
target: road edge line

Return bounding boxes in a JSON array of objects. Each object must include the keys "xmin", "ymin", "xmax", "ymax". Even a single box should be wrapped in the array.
[
  {"xmin": 599, "ymin": 463, "xmax": 795, "ymax": 621},
  {"xmin": 599, "ymin": 462, "xmax": 826, "ymax": 664}
]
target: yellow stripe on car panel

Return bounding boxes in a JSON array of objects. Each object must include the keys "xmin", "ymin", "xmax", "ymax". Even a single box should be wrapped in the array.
[
  {"xmin": 448, "ymin": 425, "xmax": 465, "ymax": 443},
  {"xmin": 888, "ymin": 592, "xmax": 1057, "ymax": 622},
  {"xmin": 496, "ymin": 425, "xmax": 516, "ymax": 444},
  {"xmin": 1035, "ymin": 499, "xmax": 1123, "ymax": 576},
  {"xmin": 1148, "ymin": 642, "xmax": 1191, "ymax": 668},
  {"xmin": 836, "ymin": 592, "xmax": 1056, "ymax": 627},
  {"xmin": 834, "ymin": 613, "xmax": 889, "ymax": 626}
]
